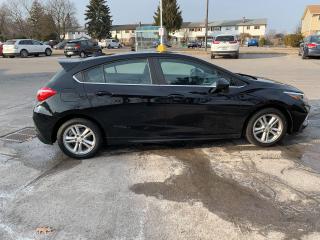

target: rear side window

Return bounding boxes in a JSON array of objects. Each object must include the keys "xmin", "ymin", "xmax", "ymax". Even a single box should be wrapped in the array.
[
  {"xmin": 104, "ymin": 59, "xmax": 151, "ymax": 84},
  {"xmin": 215, "ymin": 35, "xmax": 235, "ymax": 42},
  {"xmin": 83, "ymin": 66, "xmax": 105, "ymax": 83},
  {"xmin": 19, "ymin": 40, "xmax": 33, "ymax": 45}
]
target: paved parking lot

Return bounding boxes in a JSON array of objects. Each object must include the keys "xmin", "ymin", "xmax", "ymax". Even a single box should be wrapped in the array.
[{"xmin": 0, "ymin": 53, "xmax": 320, "ymax": 240}]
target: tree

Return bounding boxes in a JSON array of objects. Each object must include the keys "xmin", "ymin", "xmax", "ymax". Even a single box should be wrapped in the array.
[
  {"xmin": 153, "ymin": 0, "xmax": 183, "ymax": 33},
  {"xmin": 46, "ymin": 0, "xmax": 79, "ymax": 41},
  {"xmin": 85, "ymin": 0, "xmax": 112, "ymax": 41},
  {"xmin": 28, "ymin": 0, "xmax": 45, "ymax": 39}
]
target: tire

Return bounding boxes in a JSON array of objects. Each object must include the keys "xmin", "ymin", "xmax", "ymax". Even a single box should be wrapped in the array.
[
  {"xmin": 245, "ymin": 108, "xmax": 287, "ymax": 147},
  {"xmin": 45, "ymin": 48, "xmax": 52, "ymax": 56},
  {"xmin": 234, "ymin": 53, "xmax": 239, "ymax": 59},
  {"xmin": 80, "ymin": 51, "xmax": 86, "ymax": 58},
  {"xmin": 302, "ymin": 51, "xmax": 308, "ymax": 59},
  {"xmin": 65, "ymin": 55, "xmax": 71, "ymax": 58},
  {"xmin": 34, "ymin": 54, "xmax": 39, "ymax": 57},
  {"xmin": 211, "ymin": 54, "xmax": 215, "ymax": 59},
  {"xmin": 20, "ymin": 49, "xmax": 28, "ymax": 58},
  {"xmin": 107, "ymin": 45, "xmax": 111, "ymax": 49},
  {"xmin": 57, "ymin": 118, "xmax": 103, "ymax": 159}
]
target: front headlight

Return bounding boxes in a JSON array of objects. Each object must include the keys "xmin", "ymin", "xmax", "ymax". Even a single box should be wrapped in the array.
[{"xmin": 284, "ymin": 91, "xmax": 304, "ymax": 101}]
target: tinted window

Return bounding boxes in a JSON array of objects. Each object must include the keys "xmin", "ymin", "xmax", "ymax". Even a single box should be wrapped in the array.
[
  {"xmin": 215, "ymin": 35, "xmax": 235, "ymax": 41},
  {"xmin": 19, "ymin": 40, "xmax": 32, "ymax": 45},
  {"xmin": 159, "ymin": 59, "xmax": 229, "ymax": 86},
  {"xmin": 5, "ymin": 40, "xmax": 16, "ymax": 45},
  {"xmin": 104, "ymin": 59, "xmax": 151, "ymax": 84},
  {"xmin": 83, "ymin": 66, "xmax": 105, "ymax": 83},
  {"xmin": 310, "ymin": 36, "xmax": 320, "ymax": 43},
  {"xmin": 32, "ymin": 40, "xmax": 42, "ymax": 45}
]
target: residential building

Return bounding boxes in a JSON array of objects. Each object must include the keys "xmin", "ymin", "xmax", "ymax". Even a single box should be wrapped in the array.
[
  {"xmin": 110, "ymin": 18, "xmax": 267, "ymax": 44},
  {"xmin": 172, "ymin": 18, "xmax": 267, "ymax": 42},
  {"xmin": 63, "ymin": 28, "xmax": 91, "ymax": 40},
  {"xmin": 301, "ymin": 5, "xmax": 320, "ymax": 36}
]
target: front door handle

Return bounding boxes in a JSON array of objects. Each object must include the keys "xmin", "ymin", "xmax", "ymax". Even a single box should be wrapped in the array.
[{"xmin": 96, "ymin": 91, "xmax": 113, "ymax": 97}]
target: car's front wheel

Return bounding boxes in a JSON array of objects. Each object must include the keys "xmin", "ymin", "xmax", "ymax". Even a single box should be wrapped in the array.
[
  {"xmin": 246, "ymin": 108, "xmax": 287, "ymax": 147},
  {"xmin": 57, "ymin": 118, "xmax": 102, "ymax": 159}
]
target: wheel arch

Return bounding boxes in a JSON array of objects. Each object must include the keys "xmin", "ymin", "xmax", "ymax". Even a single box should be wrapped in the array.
[
  {"xmin": 52, "ymin": 114, "xmax": 106, "ymax": 143},
  {"xmin": 242, "ymin": 103, "xmax": 294, "ymax": 137}
]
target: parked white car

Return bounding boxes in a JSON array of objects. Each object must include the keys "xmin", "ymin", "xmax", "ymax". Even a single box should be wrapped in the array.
[
  {"xmin": 98, "ymin": 39, "xmax": 122, "ymax": 49},
  {"xmin": 2, "ymin": 39, "xmax": 52, "ymax": 58},
  {"xmin": 211, "ymin": 35, "xmax": 240, "ymax": 59}
]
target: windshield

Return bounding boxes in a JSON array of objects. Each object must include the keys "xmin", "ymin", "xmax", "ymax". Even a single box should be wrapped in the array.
[
  {"xmin": 215, "ymin": 36, "xmax": 235, "ymax": 42},
  {"xmin": 5, "ymin": 40, "xmax": 16, "ymax": 45},
  {"xmin": 310, "ymin": 36, "xmax": 320, "ymax": 44}
]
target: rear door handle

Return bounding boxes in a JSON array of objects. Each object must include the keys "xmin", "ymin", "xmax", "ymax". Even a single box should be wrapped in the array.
[{"xmin": 96, "ymin": 91, "xmax": 113, "ymax": 97}]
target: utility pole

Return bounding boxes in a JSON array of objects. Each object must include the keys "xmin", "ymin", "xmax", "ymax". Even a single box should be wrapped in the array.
[
  {"xmin": 160, "ymin": 0, "xmax": 163, "ymax": 45},
  {"xmin": 157, "ymin": 0, "xmax": 166, "ymax": 52},
  {"xmin": 204, "ymin": 0, "xmax": 209, "ymax": 52}
]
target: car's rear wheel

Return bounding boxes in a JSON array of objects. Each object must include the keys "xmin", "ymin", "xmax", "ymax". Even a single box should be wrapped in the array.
[
  {"xmin": 211, "ymin": 54, "xmax": 215, "ymax": 59},
  {"xmin": 302, "ymin": 51, "xmax": 308, "ymax": 59},
  {"xmin": 45, "ymin": 48, "xmax": 52, "ymax": 56},
  {"xmin": 80, "ymin": 51, "xmax": 86, "ymax": 58},
  {"xmin": 57, "ymin": 118, "xmax": 102, "ymax": 159},
  {"xmin": 20, "ymin": 49, "xmax": 28, "ymax": 58},
  {"xmin": 246, "ymin": 108, "xmax": 287, "ymax": 147}
]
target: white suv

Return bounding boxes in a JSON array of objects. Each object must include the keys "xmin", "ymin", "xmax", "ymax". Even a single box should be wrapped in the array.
[
  {"xmin": 211, "ymin": 35, "xmax": 240, "ymax": 59},
  {"xmin": 98, "ymin": 39, "xmax": 122, "ymax": 49},
  {"xmin": 2, "ymin": 39, "xmax": 52, "ymax": 58}
]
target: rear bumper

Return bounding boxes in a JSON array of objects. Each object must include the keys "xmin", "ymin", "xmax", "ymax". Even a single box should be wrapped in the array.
[
  {"xmin": 2, "ymin": 52, "xmax": 20, "ymax": 57},
  {"xmin": 211, "ymin": 51, "xmax": 239, "ymax": 56},
  {"xmin": 33, "ymin": 105, "xmax": 57, "ymax": 144},
  {"xmin": 64, "ymin": 50, "xmax": 81, "ymax": 56},
  {"xmin": 307, "ymin": 48, "xmax": 320, "ymax": 56}
]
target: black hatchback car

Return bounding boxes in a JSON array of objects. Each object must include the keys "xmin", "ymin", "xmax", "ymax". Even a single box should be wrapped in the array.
[
  {"xmin": 33, "ymin": 52, "xmax": 310, "ymax": 159},
  {"xmin": 64, "ymin": 39, "xmax": 102, "ymax": 58}
]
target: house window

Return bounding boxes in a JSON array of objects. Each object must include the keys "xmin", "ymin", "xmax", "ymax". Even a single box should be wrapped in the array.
[
  {"xmin": 254, "ymin": 26, "xmax": 260, "ymax": 30},
  {"xmin": 247, "ymin": 26, "xmax": 250, "ymax": 30},
  {"xmin": 116, "ymin": 30, "xmax": 120, "ymax": 34},
  {"xmin": 225, "ymin": 26, "xmax": 233, "ymax": 31},
  {"xmin": 235, "ymin": 26, "xmax": 239, "ymax": 30},
  {"xmin": 213, "ymin": 26, "xmax": 221, "ymax": 31},
  {"xmin": 125, "ymin": 30, "xmax": 129, "ymax": 33}
]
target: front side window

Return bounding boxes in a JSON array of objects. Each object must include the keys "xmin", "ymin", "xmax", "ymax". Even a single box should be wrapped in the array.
[
  {"xmin": 159, "ymin": 59, "xmax": 229, "ymax": 86},
  {"xmin": 104, "ymin": 59, "xmax": 151, "ymax": 84}
]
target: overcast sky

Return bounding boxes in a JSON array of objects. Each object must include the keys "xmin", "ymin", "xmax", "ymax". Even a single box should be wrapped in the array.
[{"xmin": 1, "ymin": 0, "xmax": 319, "ymax": 33}]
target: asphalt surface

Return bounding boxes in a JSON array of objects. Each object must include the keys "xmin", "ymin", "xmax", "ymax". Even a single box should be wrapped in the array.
[{"xmin": 0, "ymin": 53, "xmax": 320, "ymax": 240}]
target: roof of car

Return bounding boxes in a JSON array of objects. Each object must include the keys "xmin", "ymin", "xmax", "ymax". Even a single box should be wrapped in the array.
[{"xmin": 58, "ymin": 52, "xmax": 207, "ymax": 72}]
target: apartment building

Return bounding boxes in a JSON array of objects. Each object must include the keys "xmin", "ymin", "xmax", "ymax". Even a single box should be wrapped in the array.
[
  {"xmin": 111, "ymin": 18, "xmax": 267, "ymax": 44},
  {"xmin": 301, "ymin": 5, "xmax": 320, "ymax": 36},
  {"xmin": 172, "ymin": 18, "xmax": 267, "ymax": 41}
]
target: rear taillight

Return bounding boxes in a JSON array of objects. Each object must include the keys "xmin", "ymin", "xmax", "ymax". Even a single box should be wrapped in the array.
[
  {"xmin": 229, "ymin": 41, "xmax": 238, "ymax": 44},
  {"xmin": 307, "ymin": 43, "xmax": 317, "ymax": 49},
  {"xmin": 37, "ymin": 87, "xmax": 57, "ymax": 102},
  {"xmin": 75, "ymin": 44, "xmax": 81, "ymax": 49},
  {"xmin": 213, "ymin": 41, "xmax": 220, "ymax": 44}
]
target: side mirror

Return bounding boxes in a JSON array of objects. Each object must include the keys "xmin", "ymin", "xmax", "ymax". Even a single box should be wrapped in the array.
[{"xmin": 214, "ymin": 79, "xmax": 230, "ymax": 93}]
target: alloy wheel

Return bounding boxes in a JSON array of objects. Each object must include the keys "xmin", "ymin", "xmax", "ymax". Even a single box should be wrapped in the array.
[
  {"xmin": 253, "ymin": 114, "xmax": 283, "ymax": 144},
  {"xmin": 62, "ymin": 124, "xmax": 96, "ymax": 156}
]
